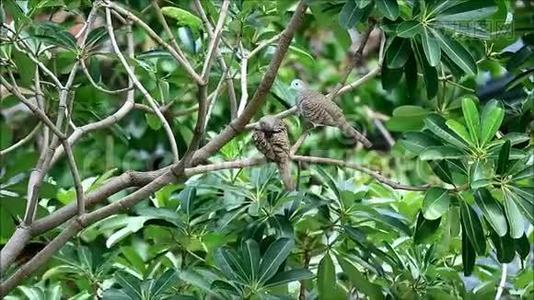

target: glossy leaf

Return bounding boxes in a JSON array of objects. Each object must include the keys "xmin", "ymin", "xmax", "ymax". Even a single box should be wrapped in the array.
[
  {"xmin": 339, "ymin": 0, "xmax": 371, "ymax": 28},
  {"xmin": 431, "ymin": 29, "xmax": 477, "ymax": 75},
  {"xmin": 474, "ymin": 188, "xmax": 507, "ymax": 237},
  {"xmin": 397, "ymin": 21, "xmax": 421, "ymax": 38},
  {"xmin": 461, "ymin": 226, "xmax": 476, "ymax": 276},
  {"xmin": 503, "ymin": 192, "xmax": 525, "ymax": 239},
  {"xmin": 496, "ymin": 140, "xmax": 511, "ymax": 175},
  {"xmin": 461, "ymin": 96, "xmax": 480, "ymax": 145},
  {"xmin": 258, "ymin": 238, "xmax": 294, "ymax": 283},
  {"xmin": 414, "ymin": 212, "xmax": 441, "ymax": 244},
  {"xmin": 386, "ymin": 38, "xmax": 411, "ymax": 68},
  {"xmin": 446, "ymin": 119, "xmax": 474, "ymax": 146},
  {"xmin": 338, "ymin": 256, "xmax": 384, "ymax": 300},
  {"xmin": 460, "ymin": 201, "xmax": 486, "ymax": 255},
  {"xmin": 161, "ymin": 6, "xmax": 202, "ymax": 30},
  {"xmin": 264, "ymin": 269, "xmax": 314, "ymax": 288},
  {"xmin": 376, "ymin": 0, "xmax": 399, "ymax": 20},
  {"xmin": 241, "ymin": 239, "xmax": 260, "ymax": 282},
  {"xmin": 424, "ymin": 114, "xmax": 469, "ymax": 150},
  {"xmin": 437, "ymin": 0, "xmax": 498, "ymax": 21},
  {"xmin": 423, "ymin": 188, "xmax": 451, "ymax": 220},
  {"xmin": 317, "ymin": 253, "xmax": 336, "ymax": 300},
  {"xmin": 488, "ymin": 228, "xmax": 515, "ymax": 263},
  {"xmin": 421, "ymin": 27, "xmax": 441, "ymax": 67},
  {"xmin": 480, "ymin": 100, "xmax": 504, "ymax": 146},
  {"xmin": 420, "ymin": 146, "xmax": 465, "ymax": 160}
]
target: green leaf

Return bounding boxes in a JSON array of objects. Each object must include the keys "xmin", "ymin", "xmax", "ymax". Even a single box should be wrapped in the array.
[
  {"xmin": 214, "ymin": 247, "xmax": 248, "ymax": 283},
  {"xmin": 399, "ymin": 132, "xmax": 440, "ymax": 154},
  {"xmin": 420, "ymin": 146, "xmax": 465, "ymax": 160},
  {"xmin": 289, "ymin": 45, "xmax": 316, "ymax": 66},
  {"xmin": 460, "ymin": 201, "xmax": 486, "ymax": 255},
  {"xmin": 145, "ymin": 113, "xmax": 162, "ymax": 130},
  {"xmin": 479, "ymin": 100, "xmax": 504, "ymax": 146},
  {"xmin": 446, "ymin": 119, "xmax": 474, "ymax": 146},
  {"xmin": 461, "ymin": 96, "xmax": 480, "ymax": 145},
  {"xmin": 470, "ymin": 160, "xmax": 493, "ymax": 189},
  {"xmin": 496, "ymin": 140, "xmax": 511, "ymax": 175},
  {"xmin": 514, "ymin": 233, "xmax": 530, "ymax": 260},
  {"xmin": 338, "ymin": 257, "xmax": 384, "ymax": 300},
  {"xmin": 241, "ymin": 239, "xmax": 260, "ymax": 282},
  {"xmin": 461, "ymin": 224, "xmax": 476, "ymax": 276},
  {"xmin": 258, "ymin": 238, "xmax": 294, "ymax": 283},
  {"xmin": 397, "ymin": 21, "xmax": 421, "ymax": 38},
  {"xmin": 474, "ymin": 189, "xmax": 507, "ymax": 237},
  {"xmin": 386, "ymin": 38, "xmax": 411, "ymax": 68},
  {"xmin": 437, "ymin": 0, "xmax": 498, "ymax": 21},
  {"xmin": 431, "ymin": 29, "xmax": 477, "ymax": 75},
  {"xmin": 115, "ymin": 272, "xmax": 143, "ymax": 300},
  {"xmin": 430, "ymin": 161, "xmax": 454, "ymax": 184},
  {"xmin": 33, "ymin": 22, "xmax": 78, "ymax": 50},
  {"xmin": 317, "ymin": 253, "xmax": 336, "ymax": 300},
  {"xmin": 339, "ymin": 0, "xmax": 371, "ymax": 28},
  {"xmin": 86, "ymin": 26, "xmax": 109, "ymax": 49},
  {"xmin": 503, "ymin": 192, "xmax": 525, "ymax": 239},
  {"xmin": 265, "ymin": 269, "xmax": 314, "ymax": 288},
  {"xmin": 376, "ymin": 0, "xmax": 399, "ymax": 20},
  {"xmin": 412, "ymin": 42, "xmax": 438, "ymax": 98},
  {"xmin": 508, "ymin": 188, "xmax": 534, "ymax": 225},
  {"xmin": 488, "ymin": 228, "xmax": 515, "ymax": 263},
  {"xmin": 160, "ymin": 6, "xmax": 202, "ymax": 30},
  {"xmin": 414, "ymin": 212, "xmax": 441, "ymax": 244},
  {"xmin": 421, "ymin": 28, "xmax": 441, "ymax": 67},
  {"xmin": 423, "ymin": 187, "xmax": 451, "ymax": 220},
  {"xmin": 151, "ymin": 270, "xmax": 180, "ymax": 297},
  {"xmin": 424, "ymin": 114, "xmax": 469, "ymax": 150},
  {"xmin": 381, "ymin": 65, "xmax": 403, "ymax": 91}
]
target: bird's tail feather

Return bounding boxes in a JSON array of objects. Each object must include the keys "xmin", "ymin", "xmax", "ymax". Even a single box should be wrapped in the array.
[
  {"xmin": 339, "ymin": 120, "xmax": 373, "ymax": 148},
  {"xmin": 277, "ymin": 160, "xmax": 295, "ymax": 191}
]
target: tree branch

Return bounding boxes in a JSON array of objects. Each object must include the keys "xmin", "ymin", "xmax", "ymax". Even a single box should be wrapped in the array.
[
  {"xmin": 200, "ymin": 0, "xmax": 230, "ymax": 82},
  {"xmin": 191, "ymin": 0, "xmax": 308, "ymax": 164},
  {"xmin": 291, "ymin": 155, "xmax": 430, "ymax": 191},
  {"xmin": 105, "ymin": 1, "xmax": 203, "ymax": 84},
  {"xmin": 106, "ymin": 7, "xmax": 179, "ymax": 162}
]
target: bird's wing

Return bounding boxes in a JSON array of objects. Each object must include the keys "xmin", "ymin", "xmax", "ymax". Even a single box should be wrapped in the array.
[
  {"xmin": 252, "ymin": 130, "xmax": 276, "ymax": 161},
  {"xmin": 299, "ymin": 90, "xmax": 339, "ymax": 126}
]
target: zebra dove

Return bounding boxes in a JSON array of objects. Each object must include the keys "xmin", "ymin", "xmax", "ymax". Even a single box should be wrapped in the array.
[
  {"xmin": 252, "ymin": 116, "xmax": 295, "ymax": 191},
  {"xmin": 290, "ymin": 79, "xmax": 372, "ymax": 148}
]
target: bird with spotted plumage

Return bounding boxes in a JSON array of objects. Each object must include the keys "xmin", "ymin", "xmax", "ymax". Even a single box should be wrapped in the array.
[
  {"xmin": 290, "ymin": 79, "xmax": 372, "ymax": 148},
  {"xmin": 252, "ymin": 115, "xmax": 295, "ymax": 191}
]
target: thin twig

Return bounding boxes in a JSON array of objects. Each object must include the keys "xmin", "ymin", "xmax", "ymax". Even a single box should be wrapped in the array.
[
  {"xmin": 194, "ymin": 0, "xmax": 238, "ymax": 119},
  {"xmin": 249, "ymin": 33, "xmax": 282, "ymax": 58},
  {"xmin": 237, "ymin": 42, "xmax": 248, "ymax": 116},
  {"xmin": 291, "ymin": 155, "xmax": 430, "ymax": 191},
  {"xmin": 495, "ymin": 264, "xmax": 507, "ymax": 300},
  {"xmin": 151, "ymin": 0, "xmax": 188, "ymax": 60},
  {"xmin": 106, "ymin": 7, "xmax": 180, "ymax": 161},
  {"xmin": 0, "ymin": 122, "xmax": 42, "ymax": 156},
  {"xmin": 106, "ymin": 1, "xmax": 203, "ymax": 84},
  {"xmin": 80, "ymin": 58, "xmax": 133, "ymax": 94},
  {"xmin": 328, "ymin": 22, "xmax": 376, "ymax": 102},
  {"xmin": 200, "ymin": 0, "xmax": 230, "ymax": 81}
]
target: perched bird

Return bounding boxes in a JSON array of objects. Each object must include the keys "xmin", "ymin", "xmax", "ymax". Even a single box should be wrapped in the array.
[
  {"xmin": 252, "ymin": 116, "xmax": 295, "ymax": 191},
  {"xmin": 290, "ymin": 79, "xmax": 372, "ymax": 148}
]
